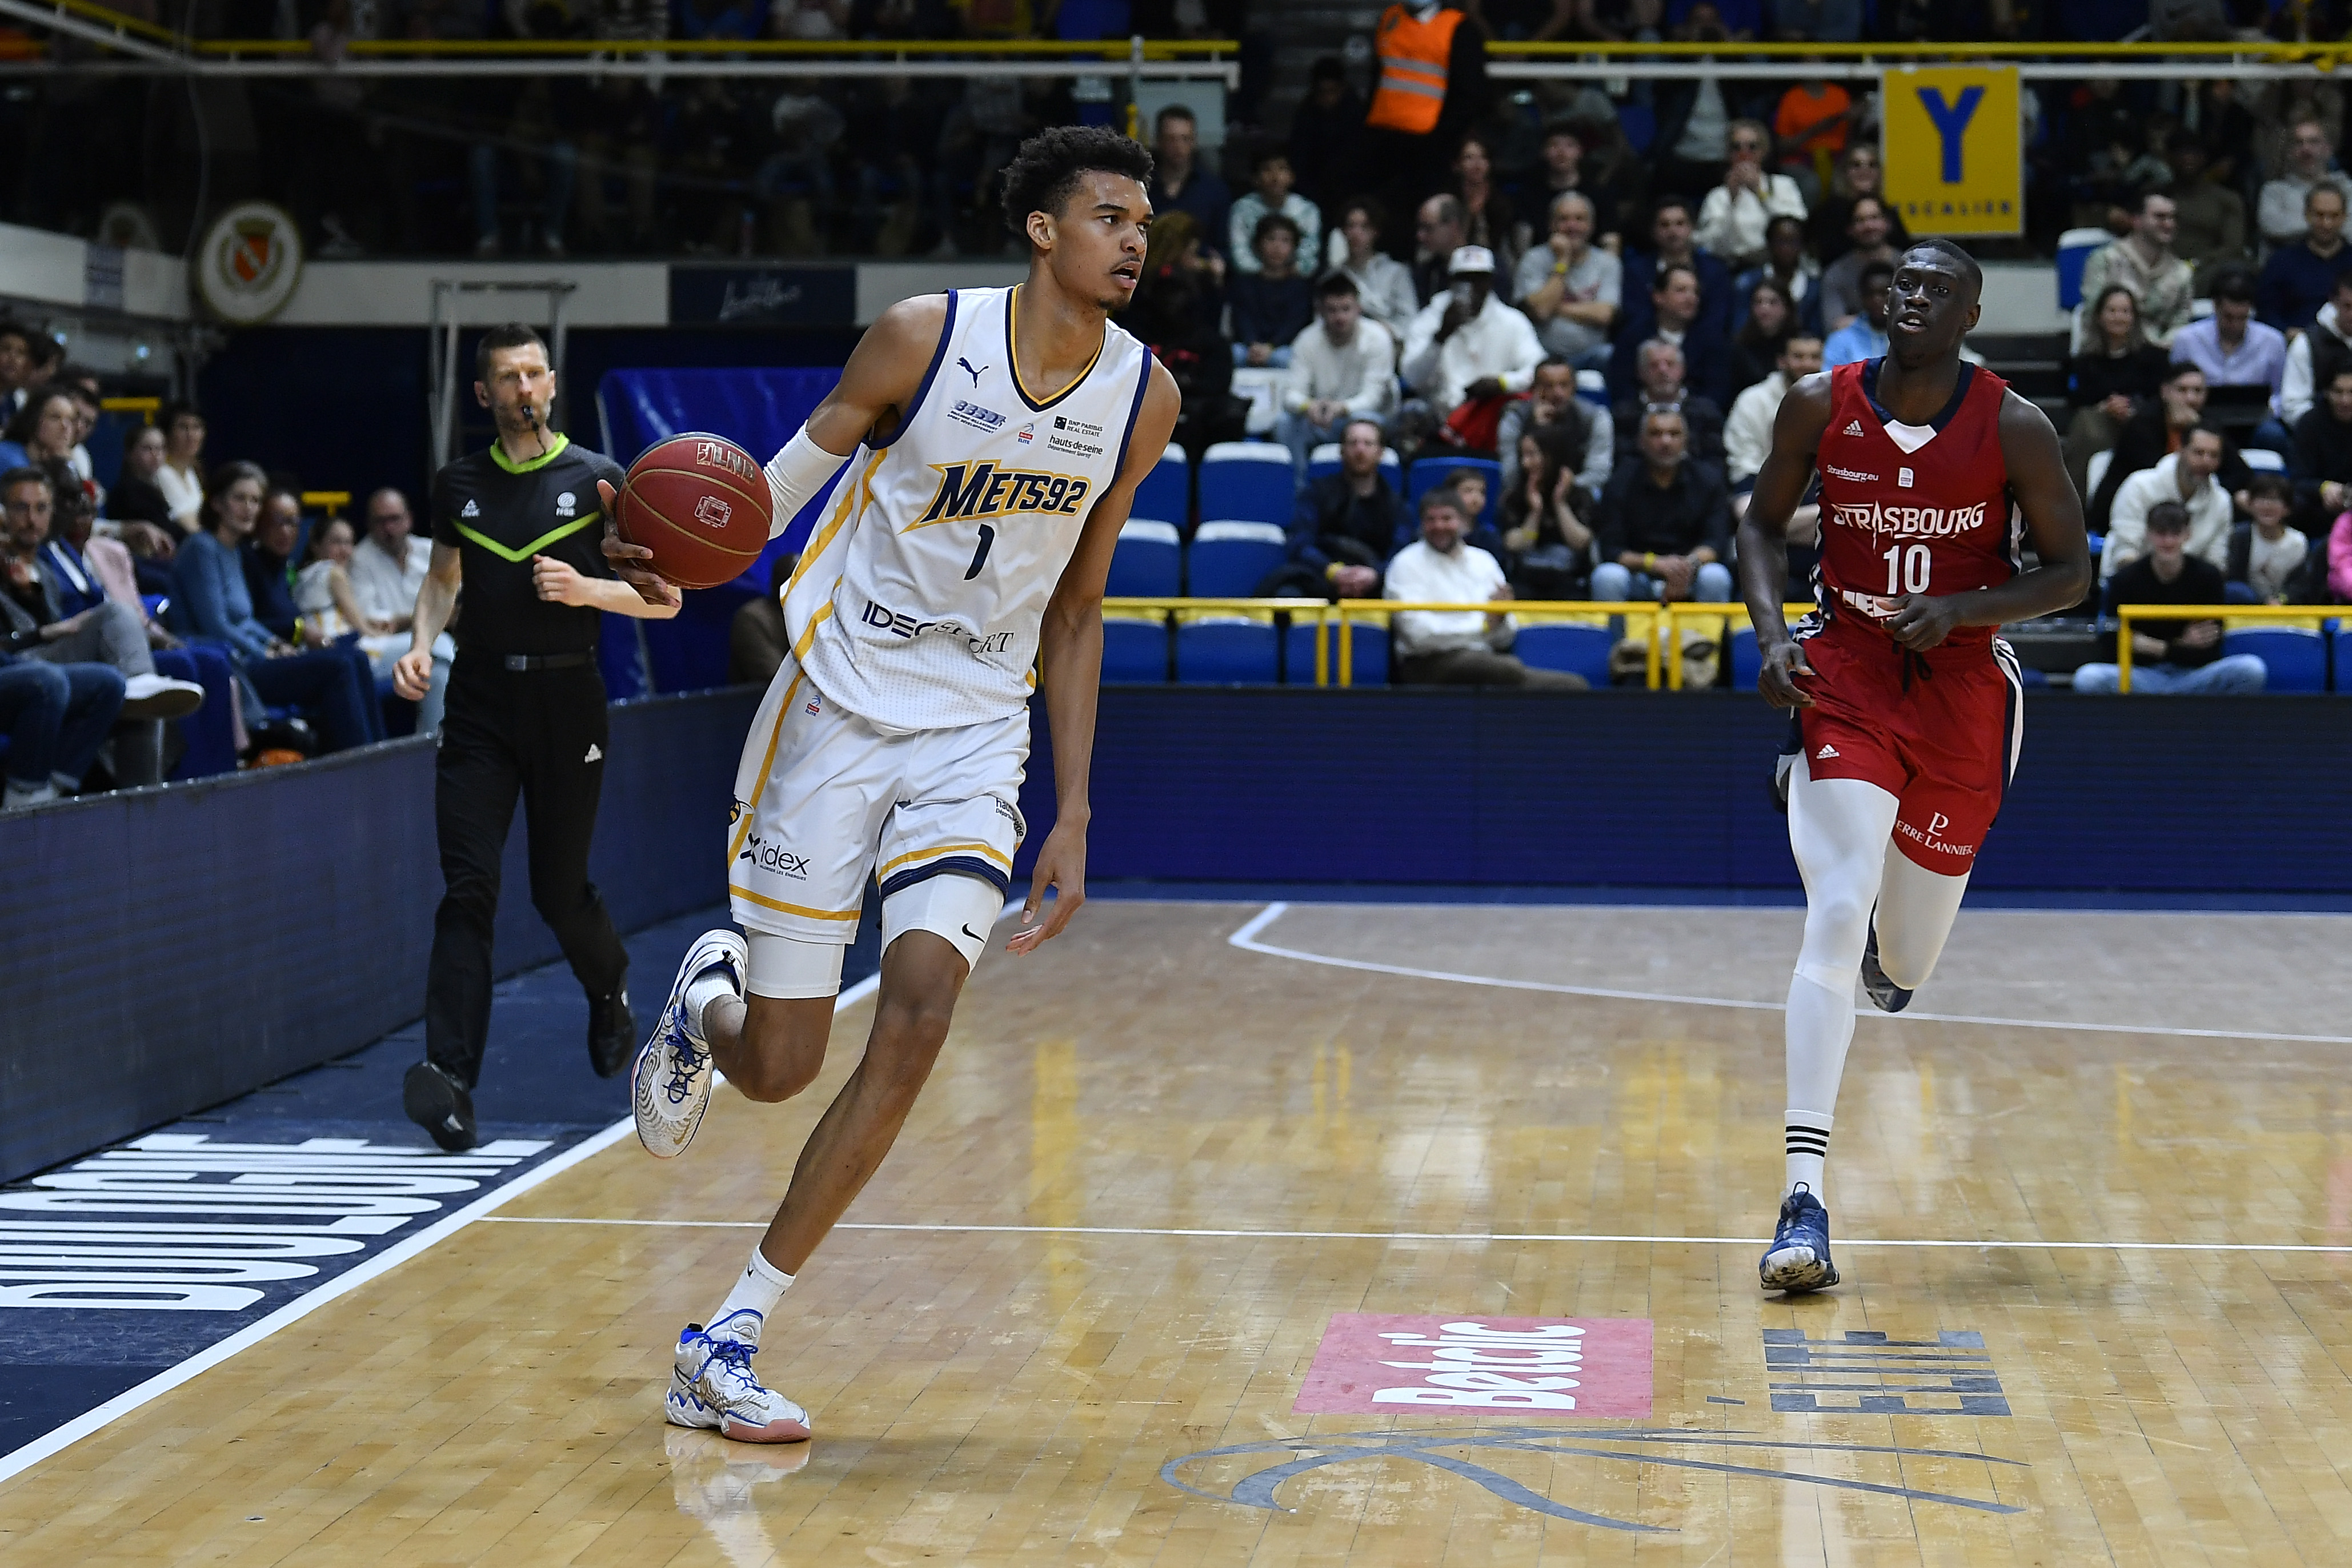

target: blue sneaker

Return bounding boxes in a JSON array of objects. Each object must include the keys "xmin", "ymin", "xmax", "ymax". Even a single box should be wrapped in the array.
[
  {"xmin": 1860, "ymin": 914, "xmax": 1914, "ymax": 1014},
  {"xmin": 1760, "ymin": 1185, "xmax": 1840, "ymax": 1294},
  {"xmin": 632, "ymin": 928, "xmax": 746, "ymax": 1160}
]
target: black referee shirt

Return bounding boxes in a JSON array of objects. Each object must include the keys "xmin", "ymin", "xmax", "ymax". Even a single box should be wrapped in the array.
[{"xmin": 430, "ymin": 434, "xmax": 626, "ymax": 657}]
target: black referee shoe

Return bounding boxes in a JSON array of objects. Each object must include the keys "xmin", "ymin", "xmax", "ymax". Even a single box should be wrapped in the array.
[
  {"xmin": 588, "ymin": 986, "xmax": 636, "ymax": 1079},
  {"xmin": 403, "ymin": 1060, "xmax": 478, "ymax": 1152}
]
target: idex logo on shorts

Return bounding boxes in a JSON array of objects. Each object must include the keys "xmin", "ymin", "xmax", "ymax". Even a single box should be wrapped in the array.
[{"xmin": 736, "ymin": 834, "xmax": 811, "ymax": 879}]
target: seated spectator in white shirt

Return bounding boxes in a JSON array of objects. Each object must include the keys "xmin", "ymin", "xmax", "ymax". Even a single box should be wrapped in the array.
[
  {"xmin": 1400, "ymin": 246, "xmax": 1546, "ymax": 419},
  {"xmin": 153, "ymin": 400, "xmax": 207, "ymax": 536},
  {"xmin": 295, "ymin": 515, "xmax": 398, "ymax": 654},
  {"xmin": 347, "ymin": 486, "xmax": 453, "ymax": 731},
  {"xmin": 1324, "ymin": 199, "xmax": 1420, "ymax": 339},
  {"xmin": 2228, "ymin": 472, "xmax": 2310, "ymax": 604},
  {"xmin": 2103, "ymin": 425, "xmax": 2233, "ymax": 580},
  {"xmin": 1512, "ymin": 192, "xmax": 1621, "ymax": 372},
  {"xmin": 1498, "ymin": 358, "xmax": 1613, "ymax": 498},
  {"xmin": 1274, "ymin": 272, "xmax": 1397, "ymax": 476},
  {"xmin": 2256, "ymin": 118, "xmax": 2352, "ymax": 247},
  {"xmin": 1228, "ymin": 147, "xmax": 1323, "ymax": 278},
  {"xmin": 1695, "ymin": 118, "xmax": 1808, "ymax": 271},
  {"xmin": 1385, "ymin": 486, "xmax": 1588, "ymax": 688},
  {"xmin": 1726, "ymin": 332, "xmax": 1824, "ymax": 534}
]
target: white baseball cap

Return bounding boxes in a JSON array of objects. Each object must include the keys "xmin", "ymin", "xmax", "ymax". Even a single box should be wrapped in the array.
[{"xmin": 1447, "ymin": 245, "xmax": 1497, "ymax": 276}]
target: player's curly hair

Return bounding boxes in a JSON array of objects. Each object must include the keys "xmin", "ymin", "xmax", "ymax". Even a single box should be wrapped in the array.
[{"xmin": 1000, "ymin": 125, "xmax": 1156, "ymax": 240}]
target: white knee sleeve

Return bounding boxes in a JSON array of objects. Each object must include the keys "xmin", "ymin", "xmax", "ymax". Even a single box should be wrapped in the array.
[
  {"xmin": 744, "ymin": 931, "xmax": 847, "ymax": 999},
  {"xmin": 764, "ymin": 427, "xmax": 853, "ymax": 536},
  {"xmin": 882, "ymin": 872, "xmax": 1004, "ymax": 973}
]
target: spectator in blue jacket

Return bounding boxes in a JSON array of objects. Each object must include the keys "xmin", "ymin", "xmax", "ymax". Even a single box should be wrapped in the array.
[
  {"xmin": 2256, "ymin": 184, "xmax": 2349, "ymax": 333},
  {"xmin": 172, "ymin": 460, "xmax": 382, "ymax": 754},
  {"xmin": 1618, "ymin": 195, "xmax": 1738, "ymax": 346},
  {"xmin": 1607, "ymin": 262, "xmax": 1732, "ymax": 406}
]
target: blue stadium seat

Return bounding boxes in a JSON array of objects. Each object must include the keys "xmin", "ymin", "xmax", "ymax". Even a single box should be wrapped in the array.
[
  {"xmin": 1101, "ymin": 617, "xmax": 1171, "ymax": 682},
  {"xmin": 1107, "ymin": 519, "xmax": 1181, "ymax": 597},
  {"xmin": 1135, "ymin": 442, "xmax": 1188, "ymax": 531},
  {"xmin": 1730, "ymin": 627, "xmax": 1763, "ymax": 689},
  {"xmin": 1305, "ymin": 442, "xmax": 1403, "ymax": 489},
  {"xmin": 1512, "ymin": 623, "xmax": 1614, "ymax": 684},
  {"xmin": 1197, "ymin": 440, "xmax": 1294, "ymax": 526},
  {"xmin": 2337, "ymin": 626, "xmax": 2352, "ymax": 692},
  {"xmin": 1186, "ymin": 520, "xmax": 1288, "ymax": 596},
  {"xmin": 1281, "ymin": 617, "xmax": 1391, "ymax": 685},
  {"xmin": 1175, "ymin": 618, "xmax": 1280, "ymax": 683},
  {"xmin": 2225, "ymin": 626, "xmax": 2327, "ymax": 692},
  {"xmin": 2056, "ymin": 227, "xmax": 2109, "ymax": 312},
  {"xmin": 1575, "ymin": 368, "xmax": 1609, "ymax": 407},
  {"xmin": 1408, "ymin": 456, "xmax": 1502, "ymax": 531}
]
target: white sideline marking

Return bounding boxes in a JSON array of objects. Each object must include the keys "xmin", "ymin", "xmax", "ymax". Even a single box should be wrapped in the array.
[
  {"xmin": 0, "ymin": 964, "xmax": 889, "ymax": 1489},
  {"xmin": 478, "ymin": 1216, "xmax": 2352, "ymax": 1253},
  {"xmin": 1227, "ymin": 902, "xmax": 2352, "ymax": 1047}
]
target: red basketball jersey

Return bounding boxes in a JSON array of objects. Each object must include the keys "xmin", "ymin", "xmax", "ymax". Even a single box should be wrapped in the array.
[{"xmin": 1810, "ymin": 358, "xmax": 2020, "ymax": 655}]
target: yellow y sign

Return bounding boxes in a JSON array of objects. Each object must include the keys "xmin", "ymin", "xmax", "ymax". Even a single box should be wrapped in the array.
[{"xmin": 1881, "ymin": 65, "xmax": 2022, "ymax": 238}]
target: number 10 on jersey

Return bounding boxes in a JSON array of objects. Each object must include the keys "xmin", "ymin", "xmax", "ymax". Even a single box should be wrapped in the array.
[{"xmin": 1882, "ymin": 542, "xmax": 1931, "ymax": 596}]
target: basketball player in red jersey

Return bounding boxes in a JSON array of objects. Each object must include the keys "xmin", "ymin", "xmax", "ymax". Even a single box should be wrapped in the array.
[{"xmin": 1737, "ymin": 238, "xmax": 2092, "ymax": 1293}]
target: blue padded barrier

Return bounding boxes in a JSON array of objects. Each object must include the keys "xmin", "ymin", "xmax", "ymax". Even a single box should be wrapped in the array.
[{"xmin": 1513, "ymin": 623, "xmax": 1616, "ymax": 685}]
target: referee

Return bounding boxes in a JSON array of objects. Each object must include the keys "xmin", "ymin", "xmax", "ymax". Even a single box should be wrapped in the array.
[{"xmin": 396, "ymin": 323, "xmax": 680, "ymax": 1152}]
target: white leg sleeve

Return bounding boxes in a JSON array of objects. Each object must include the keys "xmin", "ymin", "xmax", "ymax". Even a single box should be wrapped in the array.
[
  {"xmin": 764, "ymin": 427, "xmax": 854, "ymax": 537},
  {"xmin": 744, "ymin": 931, "xmax": 847, "ymax": 1000},
  {"xmin": 1872, "ymin": 844, "xmax": 1971, "ymax": 992},
  {"xmin": 882, "ymin": 872, "xmax": 1005, "ymax": 975},
  {"xmin": 1782, "ymin": 752, "xmax": 1901, "ymax": 1197}
]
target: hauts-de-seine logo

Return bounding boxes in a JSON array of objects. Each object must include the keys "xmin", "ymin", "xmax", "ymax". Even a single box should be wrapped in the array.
[{"xmin": 195, "ymin": 201, "xmax": 305, "ymax": 324}]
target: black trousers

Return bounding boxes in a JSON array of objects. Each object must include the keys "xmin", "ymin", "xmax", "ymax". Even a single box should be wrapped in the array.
[{"xmin": 424, "ymin": 660, "xmax": 628, "ymax": 1087}]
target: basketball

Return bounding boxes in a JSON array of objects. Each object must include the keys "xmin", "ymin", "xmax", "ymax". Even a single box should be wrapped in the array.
[{"xmin": 614, "ymin": 431, "xmax": 773, "ymax": 590}]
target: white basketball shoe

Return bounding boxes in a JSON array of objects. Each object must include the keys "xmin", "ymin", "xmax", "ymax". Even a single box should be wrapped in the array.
[
  {"xmin": 666, "ymin": 1312, "xmax": 813, "ymax": 1444},
  {"xmin": 632, "ymin": 928, "xmax": 746, "ymax": 1160}
]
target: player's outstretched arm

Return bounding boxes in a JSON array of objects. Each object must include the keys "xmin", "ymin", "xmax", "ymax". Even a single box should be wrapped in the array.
[
  {"xmin": 601, "ymin": 295, "xmax": 953, "ymax": 593},
  {"xmin": 1737, "ymin": 371, "xmax": 1834, "ymax": 709},
  {"xmin": 1883, "ymin": 392, "xmax": 2093, "ymax": 652},
  {"xmin": 1009, "ymin": 361, "xmax": 1182, "ymax": 957}
]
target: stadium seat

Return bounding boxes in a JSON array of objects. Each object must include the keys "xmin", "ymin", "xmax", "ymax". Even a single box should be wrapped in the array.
[
  {"xmin": 2084, "ymin": 448, "xmax": 2111, "ymax": 500},
  {"xmin": 1101, "ymin": 616, "xmax": 1171, "ymax": 682},
  {"xmin": 2337, "ymin": 627, "xmax": 2352, "ymax": 692},
  {"xmin": 1197, "ymin": 441, "xmax": 1294, "ymax": 527},
  {"xmin": 2240, "ymin": 447, "xmax": 2287, "ymax": 473},
  {"xmin": 1186, "ymin": 520, "xmax": 1288, "ymax": 596},
  {"xmin": 1305, "ymin": 442, "xmax": 1403, "ymax": 488},
  {"xmin": 1513, "ymin": 623, "xmax": 1615, "ymax": 684},
  {"xmin": 2056, "ymin": 227, "xmax": 2110, "ymax": 312},
  {"xmin": 1175, "ymin": 617, "xmax": 1280, "ymax": 683},
  {"xmin": 1407, "ymin": 456, "xmax": 1503, "ymax": 531},
  {"xmin": 1135, "ymin": 442, "xmax": 1188, "ymax": 531},
  {"xmin": 1730, "ymin": 627, "xmax": 1763, "ymax": 689},
  {"xmin": 1281, "ymin": 616, "xmax": 1390, "ymax": 685},
  {"xmin": 1575, "ymin": 368, "xmax": 1609, "ymax": 407},
  {"xmin": 2225, "ymin": 625, "xmax": 2327, "ymax": 692},
  {"xmin": 1107, "ymin": 519, "xmax": 1181, "ymax": 597}
]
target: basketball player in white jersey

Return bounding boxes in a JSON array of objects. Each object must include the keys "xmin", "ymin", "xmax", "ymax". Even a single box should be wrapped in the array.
[{"xmin": 599, "ymin": 126, "xmax": 1179, "ymax": 1443}]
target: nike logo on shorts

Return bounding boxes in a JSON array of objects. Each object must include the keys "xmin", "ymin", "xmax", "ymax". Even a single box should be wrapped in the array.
[{"xmin": 960, "ymin": 923, "xmax": 985, "ymax": 943}]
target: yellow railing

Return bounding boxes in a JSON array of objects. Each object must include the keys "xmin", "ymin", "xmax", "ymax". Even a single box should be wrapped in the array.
[
  {"xmin": 1486, "ymin": 38, "xmax": 2352, "ymax": 60},
  {"xmin": 1101, "ymin": 598, "xmax": 1814, "ymax": 691},
  {"xmin": 2112, "ymin": 603, "xmax": 2339, "ymax": 694},
  {"xmin": 302, "ymin": 491, "xmax": 352, "ymax": 519},
  {"xmin": 99, "ymin": 396, "xmax": 159, "ymax": 422}
]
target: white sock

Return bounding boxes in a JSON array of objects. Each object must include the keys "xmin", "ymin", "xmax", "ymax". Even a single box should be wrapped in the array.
[
  {"xmin": 708, "ymin": 1246, "xmax": 793, "ymax": 1348},
  {"xmin": 1784, "ymin": 969, "xmax": 1856, "ymax": 1201},
  {"xmin": 1784, "ymin": 1110, "xmax": 1833, "ymax": 1200},
  {"xmin": 684, "ymin": 962, "xmax": 742, "ymax": 1040}
]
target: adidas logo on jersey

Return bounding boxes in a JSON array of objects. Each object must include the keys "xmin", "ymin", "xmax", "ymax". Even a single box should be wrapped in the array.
[
  {"xmin": 1816, "ymin": 744, "xmax": 1840, "ymax": 760},
  {"xmin": 1842, "ymin": 420, "xmax": 1866, "ymax": 436},
  {"xmin": 461, "ymin": 499, "xmax": 480, "ymax": 517}
]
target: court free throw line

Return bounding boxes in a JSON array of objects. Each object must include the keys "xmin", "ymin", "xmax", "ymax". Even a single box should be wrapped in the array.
[
  {"xmin": 476, "ymin": 1216, "xmax": 2352, "ymax": 1253},
  {"xmin": 1226, "ymin": 903, "xmax": 2352, "ymax": 1047}
]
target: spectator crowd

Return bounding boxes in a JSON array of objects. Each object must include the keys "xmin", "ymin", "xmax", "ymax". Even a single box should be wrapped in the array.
[{"xmin": 0, "ymin": 325, "xmax": 448, "ymax": 811}]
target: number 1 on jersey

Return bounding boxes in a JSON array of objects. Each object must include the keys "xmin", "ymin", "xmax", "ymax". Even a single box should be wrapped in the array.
[
  {"xmin": 964, "ymin": 523, "xmax": 995, "ymax": 581},
  {"xmin": 1882, "ymin": 542, "xmax": 1930, "ymax": 596}
]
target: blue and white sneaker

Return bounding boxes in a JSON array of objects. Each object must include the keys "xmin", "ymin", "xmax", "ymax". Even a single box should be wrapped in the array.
[
  {"xmin": 1760, "ymin": 1185, "xmax": 1840, "ymax": 1294},
  {"xmin": 632, "ymin": 928, "xmax": 746, "ymax": 1160},
  {"xmin": 667, "ymin": 1315, "xmax": 812, "ymax": 1444},
  {"xmin": 1860, "ymin": 915, "xmax": 1914, "ymax": 1014}
]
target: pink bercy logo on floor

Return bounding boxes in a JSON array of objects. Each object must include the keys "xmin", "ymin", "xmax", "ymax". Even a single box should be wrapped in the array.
[{"xmin": 1295, "ymin": 1314, "xmax": 1653, "ymax": 1417}]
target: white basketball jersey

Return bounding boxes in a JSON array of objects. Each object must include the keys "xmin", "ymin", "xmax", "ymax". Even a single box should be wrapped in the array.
[{"xmin": 784, "ymin": 286, "xmax": 1153, "ymax": 733}]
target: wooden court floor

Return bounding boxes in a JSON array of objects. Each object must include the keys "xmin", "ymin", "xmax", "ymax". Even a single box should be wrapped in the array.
[{"xmin": 7, "ymin": 899, "xmax": 2352, "ymax": 1565}]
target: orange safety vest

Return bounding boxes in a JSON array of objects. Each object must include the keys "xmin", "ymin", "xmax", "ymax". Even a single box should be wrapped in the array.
[{"xmin": 1366, "ymin": 3, "xmax": 1460, "ymax": 137}]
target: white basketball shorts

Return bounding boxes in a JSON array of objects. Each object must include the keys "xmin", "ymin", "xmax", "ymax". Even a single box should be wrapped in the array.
[{"xmin": 727, "ymin": 651, "xmax": 1028, "ymax": 970}]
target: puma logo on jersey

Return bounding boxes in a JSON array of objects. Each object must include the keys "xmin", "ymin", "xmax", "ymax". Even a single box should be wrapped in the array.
[
  {"xmin": 957, "ymin": 357, "xmax": 987, "ymax": 385},
  {"xmin": 1816, "ymin": 744, "xmax": 1839, "ymax": 759},
  {"xmin": 911, "ymin": 461, "xmax": 1091, "ymax": 526},
  {"xmin": 1843, "ymin": 420, "xmax": 1866, "ymax": 436}
]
